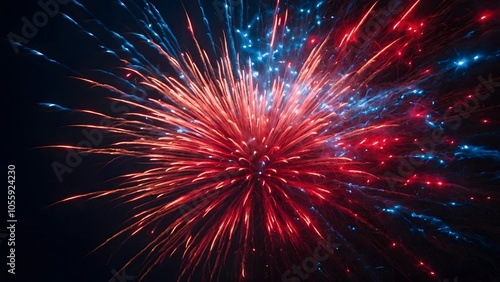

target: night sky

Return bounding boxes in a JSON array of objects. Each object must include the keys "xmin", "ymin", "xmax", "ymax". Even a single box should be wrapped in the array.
[
  {"xmin": 2, "ymin": 1, "xmax": 204, "ymax": 281},
  {"xmin": 1, "ymin": 0, "xmax": 500, "ymax": 282}
]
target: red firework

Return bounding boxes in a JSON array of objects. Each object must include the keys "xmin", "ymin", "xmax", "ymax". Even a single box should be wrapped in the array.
[{"xmin": 41, "ymin": 0, "xmax": 500, "ymax": 281}]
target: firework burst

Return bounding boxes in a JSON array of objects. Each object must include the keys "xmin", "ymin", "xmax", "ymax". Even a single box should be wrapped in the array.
[{"xmin": 14, "ymin": 0, "xmax": 500, "ymax": 281}]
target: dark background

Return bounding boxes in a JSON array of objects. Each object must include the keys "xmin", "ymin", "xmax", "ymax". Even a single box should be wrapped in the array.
[{"xmin": 1, "ymin": 1, "xmax": 217, "ymax": 281}]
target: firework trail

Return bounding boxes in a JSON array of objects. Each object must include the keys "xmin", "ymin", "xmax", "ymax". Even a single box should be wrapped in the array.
[{"xmin": 12, "ymin": 0, "xmax": 500, "ymax": 280}]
